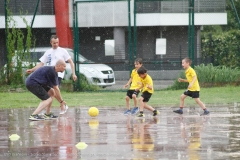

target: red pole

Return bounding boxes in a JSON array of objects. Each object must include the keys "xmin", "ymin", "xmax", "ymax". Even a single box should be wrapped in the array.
[{"xmin": 54, "ymin": 0, "xmax": 73, "ymax": 48}]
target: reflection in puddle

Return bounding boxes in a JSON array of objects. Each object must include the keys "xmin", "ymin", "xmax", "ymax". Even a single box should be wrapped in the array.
[{"xmin": 0, "ymin": 105, "xmax": 240, "ymax": 159}]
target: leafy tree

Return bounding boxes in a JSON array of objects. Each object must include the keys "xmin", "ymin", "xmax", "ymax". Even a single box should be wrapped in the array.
[
  {"xmin": 1, "ymin": 1, "xmax": 35, "ymax": 86},
  {"xmin": 203, "ymin": 0, "xmax": 240, "ymax": 32},
  {"xmin": 201, "ymin": 30, "xmax": 240, "ymax": 67},
  {"xmin": 201, "ymin": 0, "xmax": 240, "ymax": 67}
]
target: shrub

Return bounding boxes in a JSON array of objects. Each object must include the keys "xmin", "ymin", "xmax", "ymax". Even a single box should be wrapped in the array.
[
  {"xmin": 1, "ymin": 3, "xmax": 34, "ymax": 86},
  {"xmin": 72, "ymin": 74, "xmax": 101, "ymax": 92},
  {"xmin": 194, "ymin": 64, "xmax": 216, "ymax": 83},
  {"xmin": 195, "ymin": 64, "xmax": 240, "ymax": 83},
  {"xmin": 168, "ymin": 64, "xmax": 240, "ymax": 90},
  {"xmin": 168, "ymin": 71, "xmax": 188, "ymax": 90}
]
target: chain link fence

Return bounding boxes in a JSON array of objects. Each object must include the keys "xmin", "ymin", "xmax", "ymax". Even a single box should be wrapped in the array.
[{"xmin": 0, "ymin": 0, "xmax": 229, "ymax": 90}]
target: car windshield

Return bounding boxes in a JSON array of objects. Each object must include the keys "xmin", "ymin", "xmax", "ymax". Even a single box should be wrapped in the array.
[
  {"xmin": 78, "ymin": 54, "xmax": 91, "ymax": 63},
  {"xmin": 66, "ymin": 49, "xmax": 93, "ymax": 63}
]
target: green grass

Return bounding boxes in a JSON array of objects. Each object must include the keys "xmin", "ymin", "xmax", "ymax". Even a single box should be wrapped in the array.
[{"xmin": 0, "ymin": 85, "xmax": 239, "ymax": 109}]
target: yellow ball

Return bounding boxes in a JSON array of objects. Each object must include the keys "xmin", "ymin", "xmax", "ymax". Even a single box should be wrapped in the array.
[{"xmin": 88, "ymin": 107, "xmax": 99, "ymax": 117}]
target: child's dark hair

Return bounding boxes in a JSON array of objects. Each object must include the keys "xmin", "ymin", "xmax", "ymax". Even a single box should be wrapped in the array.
[
  {"xmin": 137, "ymin": 66, "xmax": 147, "ymax": 74},
  {"xmin": 183, "ymin": 57, "xmax": 192, "ymax": 65},
  {"xmin": 135, "ymin": 58, "xmax": 142, "ymax": 64}
]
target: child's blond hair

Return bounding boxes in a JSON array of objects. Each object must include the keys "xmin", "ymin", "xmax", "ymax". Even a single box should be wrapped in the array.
[{"xmin": 183, "ymin": 57, "xmax": 192, "ymax": 65}]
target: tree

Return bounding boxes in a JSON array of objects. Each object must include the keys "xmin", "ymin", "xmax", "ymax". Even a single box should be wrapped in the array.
[
  {"xmin": 1, "ymin": 1, "xmax": 35, "ymax": 86},
  {"xmin": 201, "ymin": 0, "xmax": 240, "ymax": 67}
]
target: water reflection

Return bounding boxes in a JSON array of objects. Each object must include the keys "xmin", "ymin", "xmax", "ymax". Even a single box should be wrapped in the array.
[
  {"xmin": 130, "ymin": 116, "xmax": 159, "ymax": 159},
  {"xmin": 1, "ymin": 106, "xmax": 240, "ymax": 159},
  {"xmin": 179, "ymin": 117, "xmax": 206, "ymax": 160}
]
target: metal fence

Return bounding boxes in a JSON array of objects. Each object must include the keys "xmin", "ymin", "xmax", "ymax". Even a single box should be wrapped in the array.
[
  {"xmin": 136, "ymin": 0, "xmax": 226, "ymax": 13},
  {"xmin": 0, "ymin": 0, "xmax": 227, "ymax": 69},
  {"xmin": 0, "ymin": 0, "xmax": 228, "ymax": 89}
]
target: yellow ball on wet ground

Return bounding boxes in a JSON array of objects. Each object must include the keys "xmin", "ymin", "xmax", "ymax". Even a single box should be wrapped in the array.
[{"xmin": 88, "ymin": 107, "xmax": 99, "ymax": 117}]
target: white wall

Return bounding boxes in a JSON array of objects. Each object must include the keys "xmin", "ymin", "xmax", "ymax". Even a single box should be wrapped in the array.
[
  {"xmin": 136, "ymin": 13, "xmax": 227, "ymax": 26},
  {"xmin": 0, "ymin": 15, "xmax": 55, "ymax": 28}
]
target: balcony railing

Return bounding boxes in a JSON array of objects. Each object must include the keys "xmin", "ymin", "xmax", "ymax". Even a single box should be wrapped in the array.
[
  {"xmin": 136, "ymin": 0, "xmax": 226, "ymax": 13},
  {"xmin": 0, "ymin": 0, "xmax": 54, "ymax": 15}
]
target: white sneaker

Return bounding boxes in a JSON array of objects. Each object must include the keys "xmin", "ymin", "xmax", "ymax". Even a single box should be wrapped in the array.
[
  {"xmin": 64, "ymin": 105, "xmax": 69, "ymax": 113},
  {"xmin": 60, "ymin": 105, "xmax": 69, "ymax": 115}
]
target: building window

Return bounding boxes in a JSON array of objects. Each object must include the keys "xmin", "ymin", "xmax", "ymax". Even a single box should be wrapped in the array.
[{"xmin": 0, "ymin": 0, "xmax": 54, "ymax": 15}]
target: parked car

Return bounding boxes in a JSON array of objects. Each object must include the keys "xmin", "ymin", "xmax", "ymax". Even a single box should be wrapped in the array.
[
  {"xmin": 64, "ymin": 48, "xmax": 115, "ymax": 87},
  {"xmin": 9, "ymin": 47, "xmax": 115, "ymax": 87}
]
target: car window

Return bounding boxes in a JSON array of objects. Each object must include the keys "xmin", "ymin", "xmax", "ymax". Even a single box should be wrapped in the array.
[{"xmin": 79, "ymin": 54, "xmax": 90, "ymax": 63}]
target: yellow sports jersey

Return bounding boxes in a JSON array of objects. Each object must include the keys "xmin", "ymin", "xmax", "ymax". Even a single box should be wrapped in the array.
[
  {"xmin": 185, "ymin": 67, "xmax": 200, "ymax": 91},
  {"xmin": 140, "ymin": 74, "xmax": 154, "ymax": 93},
  {"xmin": 129, "ymin": 69, "xmax": 141, "ymax": 90}
]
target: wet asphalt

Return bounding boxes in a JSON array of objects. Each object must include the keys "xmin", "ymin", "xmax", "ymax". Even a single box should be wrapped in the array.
[{"xmin": 1, "ymin": 104, "xmax": 240, "ymax": 159}]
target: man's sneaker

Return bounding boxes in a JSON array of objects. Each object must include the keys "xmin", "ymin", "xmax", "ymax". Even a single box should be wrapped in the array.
[
  {"xmin": 136, "ymin": 113, "xmax": 145, "ymax": 118},
  {"xmin": 200, "ymin": 110, "xmax": 210, "ymax": 116},
  {"xmin": 44, "ymin": 113, "xmax": 58, "ymax": 120},
  {"xmin": 131, "ymin": 107, "xmax": 139, "ymax": 115},
  {"xmin": 124, "ymin": 109, "xmax": 131, "ymax": 115},
  {"xmin": 64, "ymin": 105, "xmax": 69, "ymax": 113},
  {"xmin": 153, "ymin": 110, "xmax": 160, "ymax": 116},
  {"xmin": 173, "ymin": 109, "xmax": 183, "ymax": 114},
  {"xmin": 60, "ymin": 105, "xmax": 69, "ymax": 115},
  {"xmin": 29, "ymin": 114, "xmax": 44, "ymax": 121}
]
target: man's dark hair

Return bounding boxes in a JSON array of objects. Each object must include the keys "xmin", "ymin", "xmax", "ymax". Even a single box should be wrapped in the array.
[
  {"xmin": 50, "ymin": 35, "xmax": 58, "ymax": 42},
  {"xmin": 135, "ymin": 58, "xmax": 142, "ymax": 64},
  {"xmin": 137, "ymin": 66, "xmax": 147, "ymax": 74}
]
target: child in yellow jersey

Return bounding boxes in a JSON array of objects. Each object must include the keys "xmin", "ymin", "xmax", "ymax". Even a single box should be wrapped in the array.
[
  {"xmin": 173, "ymin": 57, "xmax": 210, "ymax": 116},
  {"xmin": 135, "ymin": 66, "xmax": 159, "ymax": 117},
  {"xmin": 123, "ymin": 58, "xmax": 143, "ymax": 115}
]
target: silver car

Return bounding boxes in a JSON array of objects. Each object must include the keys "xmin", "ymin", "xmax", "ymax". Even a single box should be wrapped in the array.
[
  {"xmin": 19, "ymin": 47, "xmax": 115, "ymax": 87},
  {"xmin": 64, "ymin": 48, "xmax": 115, "ymax": 87}
]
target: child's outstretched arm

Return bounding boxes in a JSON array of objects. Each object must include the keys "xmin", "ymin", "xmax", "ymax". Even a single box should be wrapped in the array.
[
  {"xmin": 178, "ymin": 78, "xmax": 188, "ymax": 83},
  {"xmin": 124, "ymin": 78, "xmax": 132, "ymax": 88}
]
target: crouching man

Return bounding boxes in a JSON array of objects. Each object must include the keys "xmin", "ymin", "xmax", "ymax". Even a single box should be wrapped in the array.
[{"xmin": 26, "ymin": 60, "xmax": 67, "ymax": 120}]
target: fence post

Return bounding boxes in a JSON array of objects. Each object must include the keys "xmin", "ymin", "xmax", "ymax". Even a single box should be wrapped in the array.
[
  {"xmin": 73, "ymin": 1, "xmax": 81, "ymax": 91},
  {"xmin": 4, "ymin": 0, "xmax": 8, "ymax": 67},
  {"xmin": 188, "ymin": 0, "xmax": 195, "ymax": 67}
]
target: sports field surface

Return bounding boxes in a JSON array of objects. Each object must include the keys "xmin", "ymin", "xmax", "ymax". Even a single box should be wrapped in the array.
[{"xmin": 1, "ymin": 105, "xmax": 240, "ymax": 159}]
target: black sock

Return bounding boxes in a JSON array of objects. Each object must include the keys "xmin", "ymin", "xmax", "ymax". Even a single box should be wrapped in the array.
[
  {"xmin": 140, "ymin": 111, "xmax": 143, "ymax": 114},
  {"xmin": 153, "ymin": 110, "xmax": 157, "ymax": 113}
]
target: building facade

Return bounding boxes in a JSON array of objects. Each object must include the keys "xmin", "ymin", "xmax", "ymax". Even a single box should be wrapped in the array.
[{"xmin": 0, "ymin": 0, "xmax": 227, "ymax": 71}]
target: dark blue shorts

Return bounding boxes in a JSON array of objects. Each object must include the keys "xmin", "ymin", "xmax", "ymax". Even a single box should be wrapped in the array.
[
  {"xmin": 26, "ymin": 84, "xmax": 51, "ymax": 100},
  {"xmin": 184, "ymin": 90, "xmax": 199, "ymax": 98},
  {"xmin": 126, "ymin": 90, "xmax": 140, "ymax": 99}
]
